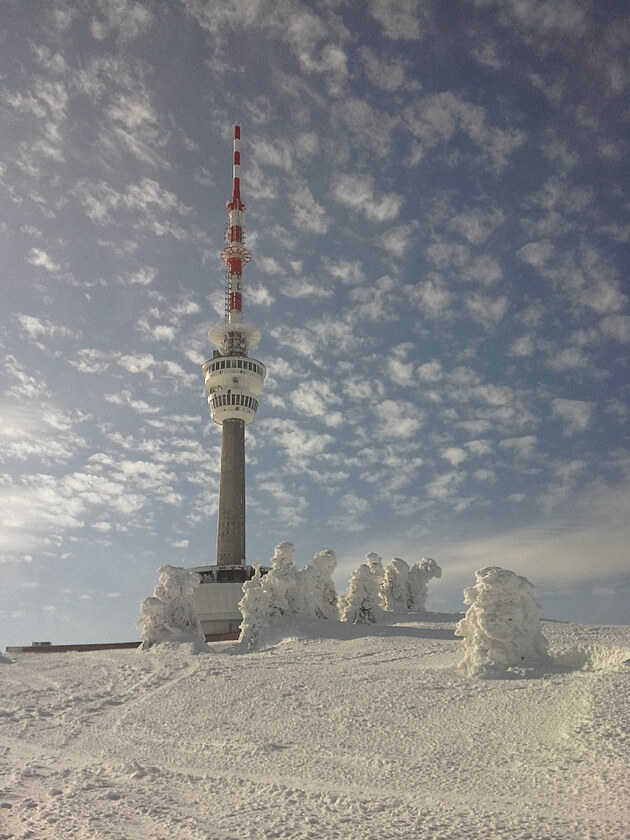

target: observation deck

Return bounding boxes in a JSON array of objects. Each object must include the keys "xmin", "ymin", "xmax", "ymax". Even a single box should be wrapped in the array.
[{"xmin": 203, "ymin": 354, "xmax": 266, "ymax": 426}]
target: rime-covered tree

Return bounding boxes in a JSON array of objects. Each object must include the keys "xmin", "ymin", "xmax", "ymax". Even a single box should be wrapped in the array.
[
  {"xmin": 455, "ymin": 566, "xmax": 549, "ymax": 676},
  {"xmin": 137, "ymin": 565, "xmax": 206, "ymax": 651},
  {"xmin": 408, "ymin": 557, "xmax": 442, "ymax": 611},
  {"xmin": 238, "ymin": 566, "xmax": 271, "ymax": 650},
  {"xmin": 308, "ymin": 549, "xmax": 338, "ymax": 619},
  {"xmin": 265, "ymin": 541, "xmax": 297, "ymax": 618},
  {"xmin": 237, "ymin": 543, "xmax": 300, "ymax": 649},
  {"xmin": 339, "ymin": 564, "xmax": 382, "ymax": 624},
  {"xmin": 380, "ymin": 557, "xmax": 410, "ymax": 612}
]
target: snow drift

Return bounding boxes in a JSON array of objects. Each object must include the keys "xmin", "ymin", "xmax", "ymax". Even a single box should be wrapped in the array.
[{"xmin": 2, "ymin": 618, "xmax": 629, "ymax": 839}]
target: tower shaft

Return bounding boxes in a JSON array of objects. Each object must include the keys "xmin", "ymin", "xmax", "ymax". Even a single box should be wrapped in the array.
[{"xmin": 216, "ymin": 419, "xmax": 246, "ymax": 566}]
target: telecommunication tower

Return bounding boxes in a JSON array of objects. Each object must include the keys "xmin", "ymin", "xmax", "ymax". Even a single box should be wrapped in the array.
[{"xmin": 202, "ymin": 124, "xmax": 266, "ymax": 566}]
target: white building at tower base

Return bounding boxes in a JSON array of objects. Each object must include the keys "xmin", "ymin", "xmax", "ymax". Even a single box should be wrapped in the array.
[{"xmin": 190, "ymin": 564, "xmax": 269, "ymax": 637}]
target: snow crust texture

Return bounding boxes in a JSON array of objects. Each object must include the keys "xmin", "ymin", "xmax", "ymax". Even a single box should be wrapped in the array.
[
  {"xmin": 1, "ymin": 619, "xmax": 629, "ymax": 839},
  {"xmin": 137, "ymin": 565, "xmax": 207, "ymax": 651},
  {"xmin": 455, "ymin": 566, "xmax": 549, "ymax": 675}
]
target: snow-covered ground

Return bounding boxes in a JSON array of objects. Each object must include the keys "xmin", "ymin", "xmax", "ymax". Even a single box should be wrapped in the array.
[{"xmin": 1, "ymin": 616, "xmax": 629, "ymax": 840}]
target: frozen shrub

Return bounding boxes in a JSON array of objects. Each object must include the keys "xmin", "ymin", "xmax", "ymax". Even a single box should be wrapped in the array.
[
  {"xmin": 340, "ymin": 564, "xmax": 383, "ymax": 624},
  {"xmin": 408, "ymin": 557, "xmax": 442, "ymax": 611},
  {"xmin": 137, "ymin": 565, "xmax": 207, "ymax": 651},
  {"xmin": 380, "ymin": 558, "xmax": 410, "ymax": 612},
  {"xmin": 455, "ymin": 566, "xmax": 549, "ymax": 676}
]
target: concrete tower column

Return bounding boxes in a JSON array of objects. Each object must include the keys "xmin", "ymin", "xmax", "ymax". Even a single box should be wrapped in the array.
[{"xmin": 216, "ymin": 418, "xmax": 246, "ymax": 566}]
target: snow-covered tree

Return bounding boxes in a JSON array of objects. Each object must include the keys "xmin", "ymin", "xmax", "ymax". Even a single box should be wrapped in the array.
[
  {"xmin": 366, "ymin": 552, "xmax": 384, "ymax": 580},
  {"xmin": 237, "ymin": 542, "xmax": 300, "ymax": 649},
  {"xmin": 238, "ymin": 566, "xmax": 271, "ymax": 650},
  {"xmin": 408, "ymin": 556, "xmax": 442, "ymax": 611},
  {"xmin": 455, "ymin": 566, "xmax": 549, "ymax": 676},
  {"xmin": 339, "ymin": 564, "xmax": 383, "ymax": 624},
  {"xmin": 137, "ymin": 565, "xmax": 207, "ymax": 651},
  {"xmin": 308, "ymin": 549, "xmax": 338, "ymax": 619},
  {"xmin": 380, "ymin": 557, "xmax": 410, "ymax": 612},
  {"xmin": 265, "ymin": 541, "xmax": 298, "ymax": 618}
]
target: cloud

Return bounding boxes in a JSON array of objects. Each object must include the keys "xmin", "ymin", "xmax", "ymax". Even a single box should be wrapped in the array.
[
  {"xmin": 499, "ymin": 436, "xmax": 538, "ymax": 458},
  {"xmin": 426, "ymin": 470, "xmax": 466, "ymax": 502},
  {"xmin": 509, "ymin": 335, "xmax": 535, "ymax": 357},
  {"xmin": 466, "ymin": 292, "xmax": 508, "ymax": 330},
  {"xmin": 466, "ymin": 439, "xmax": 493, "ymax": 457},
  {"xmin": 405, "ymin": 91, "xmax": 525, "ymax": 171},
  {"xmin": 136, "ymin": 296, "xmax": 200, "ymax": 344},
  {"xmin": 516, "ymin": 239, "xmax": 553, "ymax": 268},
  {"xmin": 0, "ymin": 401, "xmax": 88, "ymax": 465},
  {"xmin": 545, "ymin": 346, "xmax": 589, "ymax": 372},
  {"xmin": 69, "ymin": 349, "xmax": 113, "ymax": 374},
  {"xmin": 260, "ymin": 418, "xmax": 333, "ymax": 469},
  {"xmin": 105, "ymin": 390, "xmax": 160, "ymax": 414},
  {"xmin": 104, "ymin": 93, "xmax": 168, "ymax": 167},
  {"xmin": 388, "ymin": 356, "xmax": 415, "ymax": 387},
  {"xmin": 551, "ymin": 398, "xmax": 595, "ymax": 435},
  {"xmin": 75, "ymin": 177, "xmax": 191, "ymax": 231},
  {"xmin": 449, "ymin": 206, "xmax": 506, "ymax": 244},
  {"xmin": 369, "ymin": 0, "xmax": 423, "ymax": 40},
  {"xmin": 321, "ymin": 257, "xmax": 365, "ymax": 286},
  {"xmin": 332, "ymin": 173, "xmax": 403, "ymax": 223},
  {"xmin": 476, "ymin": 0, "xmax": 588, "ymax": 38},
  {"xmin": 90, "ymin": 0, "xmax": 153, "ymax": 41},
  {"xmin": 17, "ymin": 314, "xmax": 75, "ymax": 343},
  {"xmin": 471, "ymin": 42, "xmax": 503, "ymax": 69},
  {"xmin": 116, "ymin": 266, "xmax": 156, "ymax": 285},
  {"xmin": 409, "ymin": 277, "xmax": 454, "ymax": 319},
  {"xmin": 428, "ymin": 240, "xmax": 503, "ymax": 286},
  {"xmin": 444, "ymin": 368, "xmax": 539, "ymax": 434},
  {"xmin": 359, "ymin": 46, "xmax": 406, "ymax": 91},
  {"xmin": 601, "ymin": 315, "xmax": 630, "ymax": 343},
  {"xmin": 417, "ymin": 360, "xmax": 443, "ymax": 382},
  {"xmin": 335, "ymin": 97, "xmax": 398, "ymax": 157},
  {"xmin": 427, "ymin": 475, "xmax": 630, "ymax": 599},
  {"xmin": 248, "ymin": 284, "xmax": 274, "ymax": 307},
  {"xmin": 374, "ymin": 399, "xmax": 423, "ymax": 438},
  {"xmin": 281, "ymin": 277, "xmax": 333, "ymax": 300},
  {"xmin": 289, "ymin": 380, "xmax": 343, "ymax": 427},
  {"xmin": 441, "ymin": 447, "xmax": 468, "ymax": 467},
  {"xmin": 378, "ymin": 223, "xmax": 417, "ymax": 258},
  {"xmin": 258, "ymin": 480, "xmax": 308, "ymax": 527},
  {"xmin": 270, "ymin": 326, "xmax": 319, "ymax": 358},
  {"xmin": 290, "ymin": 182, "xmax": 330, "ymax": 234},
  {"xmin": 27, "ymin": 248, "xmax": 61, "ymax": 274},
  {"xmin": 329, "ymin": 492, "xmax": 371, "ymax": 532},
  {"xmin": 117, "ymin": 353, "xmax": 156, "ymax": 376}
]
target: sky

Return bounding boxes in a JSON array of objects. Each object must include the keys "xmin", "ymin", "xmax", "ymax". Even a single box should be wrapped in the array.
[{"xmin": 1, "ymin": 0, "xmax": 629, "ymax": 646}]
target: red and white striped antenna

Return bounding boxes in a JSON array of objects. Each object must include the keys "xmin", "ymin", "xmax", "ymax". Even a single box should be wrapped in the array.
[{"xmin": 220, "ymin": 124, "xmax": 251, "ymax": 324}]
